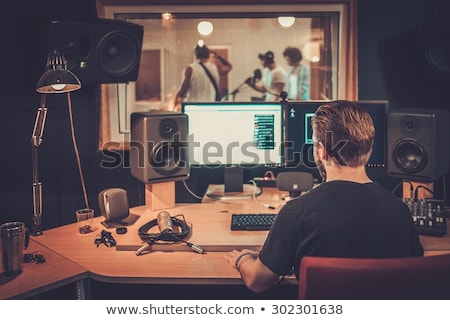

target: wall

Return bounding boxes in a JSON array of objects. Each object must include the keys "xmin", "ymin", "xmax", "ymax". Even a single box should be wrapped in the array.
[
  {"xmin": 0, "ymin": 0, "xmax": 449, "ymax": 230},
  {"xmin": 358, "ymin": 0, "xmax": 450, "ymax": 202}
]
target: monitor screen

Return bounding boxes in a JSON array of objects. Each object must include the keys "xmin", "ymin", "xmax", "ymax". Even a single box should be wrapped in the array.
[
  {"xmin": 284, "ymin": 100, "xmax": 388, "ymax": 169},
  {"xmin": 183, "ymin": 102, "xmax": 284, "ymax": 167},
  {"xmin": 182, "ymin": 102, "xmax": 284, "ymax": 199},
  {"xmin": 283, "ymin": 101, "xmax": 323, "ymax": 168}
]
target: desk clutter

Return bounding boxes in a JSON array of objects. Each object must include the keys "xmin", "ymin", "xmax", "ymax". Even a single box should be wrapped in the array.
[
  {"xmin": 405, "ymin": 198, "xmax": 447, "ymax": 236},
  {"xmin": 136, "ymin": 211, "xmax": 205, "ymax": 255},
  {"xmin": 113, "ymin": 203, "xmax": 273, "ymax": 253},
  {"xmin": 98, "ymin": 188, "xmax": 140, "ymax": 228}
]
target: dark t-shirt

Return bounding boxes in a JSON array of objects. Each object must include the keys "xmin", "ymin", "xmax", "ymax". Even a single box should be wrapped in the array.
[{"xmin": 259, "ymin": 181, "xmax": 424, "ymax": 279}]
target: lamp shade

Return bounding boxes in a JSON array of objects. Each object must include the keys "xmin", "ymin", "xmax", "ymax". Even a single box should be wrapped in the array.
[{"xmin": 36, "ymin": 52, "xmax": 81, "ymax": 93}]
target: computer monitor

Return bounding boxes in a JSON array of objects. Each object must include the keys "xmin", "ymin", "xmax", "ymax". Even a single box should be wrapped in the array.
[
  {"xmin": 283, "ymin": 100, "xmax": 388, "ymax": 170},
  {"xmin": 182, "ymin": 102, "xmax": 284, "ymax": 199}
]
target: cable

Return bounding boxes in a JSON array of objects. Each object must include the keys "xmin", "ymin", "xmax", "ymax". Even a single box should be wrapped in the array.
[
  {"xmin": 414, "ymin": 185, "xmax": 434, "ymax": 200},
  {"xmin": 263, "ymin": 170, "xmax": 275, "ymax": 180},
  {"xmin": 391, "ymin": 181, "xmax": 403, "ymax": 196},
  {"xmin": 248, "ymin": 179, "xmax": 276, "ymax": 210},
  {"xmin": 404, "ymin": 180, "xmax": 414, "ymax": 199},
  {"xmin": 163, "ymin": 232, "xmax": 206, "ymax": 254},
  {"xmin": 182, "ymin": 180, "xmax": 203, "ymax": 200},
  {"xmin": 67, "ymin": 92, "xmax": 89, "ymax": 209},
  {"xmin": 137, "ymin": 214, "xmax": 205, "ymax": 254},
  {"xmin": 391, "ymin": 180, "xmax": 414, "ymax": 201},
  {"xmin": 394, "ymin": 180, "xmax": 413, "ymax": 199}
]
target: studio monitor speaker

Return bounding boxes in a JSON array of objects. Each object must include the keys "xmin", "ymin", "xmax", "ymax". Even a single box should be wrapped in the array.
[
  {"xmin": 378, "ymin": 22, "xmax": 450, "ymax": 108},
  {"xmin": 130, "ymin": 111, "xmax": 190, "ymax": 184},
  {"xmin": 387, "ymin": 108, "xmax": 449, "ymax": 182},
  {"xmin": 47, "ymin": 19, "xmax": 143, "ymax": 84}
]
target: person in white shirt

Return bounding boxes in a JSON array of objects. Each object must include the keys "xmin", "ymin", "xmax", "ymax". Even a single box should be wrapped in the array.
[
  {"xmin": 173, "ymin": 44, "xmax": 232, "ymax": 111},
  {"xmin": 245, "ymin": 51, "xmax": 287, "ymax": 101}
]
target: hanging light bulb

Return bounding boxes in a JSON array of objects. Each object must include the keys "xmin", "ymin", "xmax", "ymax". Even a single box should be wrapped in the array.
[
  {"xmin": 161, "ymin": 12, "xmax": 172, "ymax": 21},
  {"xmin": 278, "ymin": 16, "xmax": 295, "ymax": 28},
  {"xmin": 197, "ymin": 21, "xmax": 214, "ymax": 36}
]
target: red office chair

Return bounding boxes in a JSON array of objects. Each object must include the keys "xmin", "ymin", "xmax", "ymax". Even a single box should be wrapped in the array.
[{"xmin": 298, "ymin": 254, "xmax": 450, "ymax": 299}]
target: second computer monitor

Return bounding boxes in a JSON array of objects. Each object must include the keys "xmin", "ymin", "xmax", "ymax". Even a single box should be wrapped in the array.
[{"xmin": 284, "ymin": 100, "xmax": 388, "ymax": 169}]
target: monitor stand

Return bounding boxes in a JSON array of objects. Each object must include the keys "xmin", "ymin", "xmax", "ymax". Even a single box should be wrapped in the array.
[{"xmin": 205, "ymin": 166, "xmax": 261, "ymax": 200}]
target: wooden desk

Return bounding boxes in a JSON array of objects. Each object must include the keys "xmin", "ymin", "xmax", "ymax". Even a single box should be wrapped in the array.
[
  {"xmin": 30, "ymin": 188, "xmax": 450, "ymax": 288},
  {"xmin": 30, "ymin": 188, "xmax": 288, "ymax": 286},
  {"xmin": 0, "ymin": 239, "xmax": 88, "ymax": 299},
  {"xmin": 31, "ymin": 204, "xmax": 290, "ymax": 285}
]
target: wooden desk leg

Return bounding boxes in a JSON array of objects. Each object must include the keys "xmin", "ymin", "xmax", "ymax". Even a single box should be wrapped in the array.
[{"xmin": 76, "ymin": 278, "xmax": 90, "ymax": 300}]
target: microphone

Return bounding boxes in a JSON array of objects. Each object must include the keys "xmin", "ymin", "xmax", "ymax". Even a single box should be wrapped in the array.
[
  {"xmin": 253, "ymin": 69, "xmax": 262, "ymax": 81},
  {"xmin": 157, "ymin": 211, "xmax": 206, "ymax": 254},
  {"xmin": 157, "ymin": 211, "xmax": 173, "ymax": 233},
  {"xmin": 245, "ymin": 69, "xmax": 262, "ymax": 87}
]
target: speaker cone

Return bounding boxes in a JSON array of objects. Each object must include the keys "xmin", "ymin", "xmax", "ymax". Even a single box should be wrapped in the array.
[
  {"xmin": 150, "ymin": 141, "xmax": 184, "ymax": 175},
  {"xmin": 421, "ymin": 23, "xmax": 450, "ymax": 74},
  {"xmin": 392, "ymin": 139, "xmax": 427, "ymax": 173},
  {"xmin": 97, "ymin": 31, "xmax": 141, "ymax": 78}
]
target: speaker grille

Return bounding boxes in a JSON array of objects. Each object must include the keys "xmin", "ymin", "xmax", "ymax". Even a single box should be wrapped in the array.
[
  {"xmin": 97, "ymin": 31, "xmax": 141, "ymax": 78},
  {"xmin": 150, "ymin": 141, "xmax": 184, "ymax": 172},
  {"xmin": 392, "ymin": 139, "xmax": 427, "ymax": 173}
]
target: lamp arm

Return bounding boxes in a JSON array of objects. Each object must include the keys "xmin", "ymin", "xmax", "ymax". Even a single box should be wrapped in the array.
[
  {"xmin": 31, "ymin": 95, "xmax": 47, "ymax": 236},
  {"xmin": 32, "ymin": 95, "xmax": 47, "ymax": 147}
]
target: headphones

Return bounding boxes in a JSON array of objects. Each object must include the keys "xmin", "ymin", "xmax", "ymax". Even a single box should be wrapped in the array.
[
  {"xmin": 136, "ymin": 213, "xmax": 205, "ymax": 255},
  {"xmin": 138, "ymin": 214, "xmax": 190, "ymax": 243}
]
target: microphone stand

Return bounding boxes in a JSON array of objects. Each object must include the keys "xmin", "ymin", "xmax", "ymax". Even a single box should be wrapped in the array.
[
  {"xmin": 223, "ymin": 72, "xmax": 261, "ymax": 101},
  {"xmin": 227, "ymin": 81, "xmax": 247, "ymax": 101}
]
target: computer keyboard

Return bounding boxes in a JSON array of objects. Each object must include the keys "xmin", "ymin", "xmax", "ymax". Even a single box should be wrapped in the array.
[{"xmin": 231, "ymin": 213, "xmax": 277, "ymax": 231}]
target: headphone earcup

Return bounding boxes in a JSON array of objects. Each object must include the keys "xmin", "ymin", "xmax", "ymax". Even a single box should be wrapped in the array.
[
  {"xmin": 139, "ymin": 217, "xmax": 190, "ymax": 242},
  {"xmin": 168, "ymin": 217, "xmax": 190, "ymax": 240}
]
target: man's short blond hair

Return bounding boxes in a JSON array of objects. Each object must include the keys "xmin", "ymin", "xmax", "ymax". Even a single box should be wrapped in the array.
[{"xmin": 311, "ymin": 100, "xmax": 375, "ymax": 167}]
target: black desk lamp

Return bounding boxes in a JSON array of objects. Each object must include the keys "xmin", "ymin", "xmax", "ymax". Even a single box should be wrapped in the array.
[{"xmin": 31, "ymin": 52, "xmax": 82, "ymax": 236}]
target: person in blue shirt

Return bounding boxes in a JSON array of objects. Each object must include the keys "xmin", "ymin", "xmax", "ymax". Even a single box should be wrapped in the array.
[{"xmin": 283, "ymin": 46, "xmax": 310, "ymax": 100}]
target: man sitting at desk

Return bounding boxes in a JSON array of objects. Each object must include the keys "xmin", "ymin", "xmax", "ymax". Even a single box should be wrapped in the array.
[{"xmin": 224, "ymin": 100, "xmax": 424, "ymax": 293}]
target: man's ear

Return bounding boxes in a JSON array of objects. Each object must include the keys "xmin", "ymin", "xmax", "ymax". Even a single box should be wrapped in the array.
[
  {"xmin": 318, "ymin": 142, "xmax": 333, "ymax": 165},
  {"xmin": 317, "ymin": 141, "xmax": 326, "ymax": 160}
]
